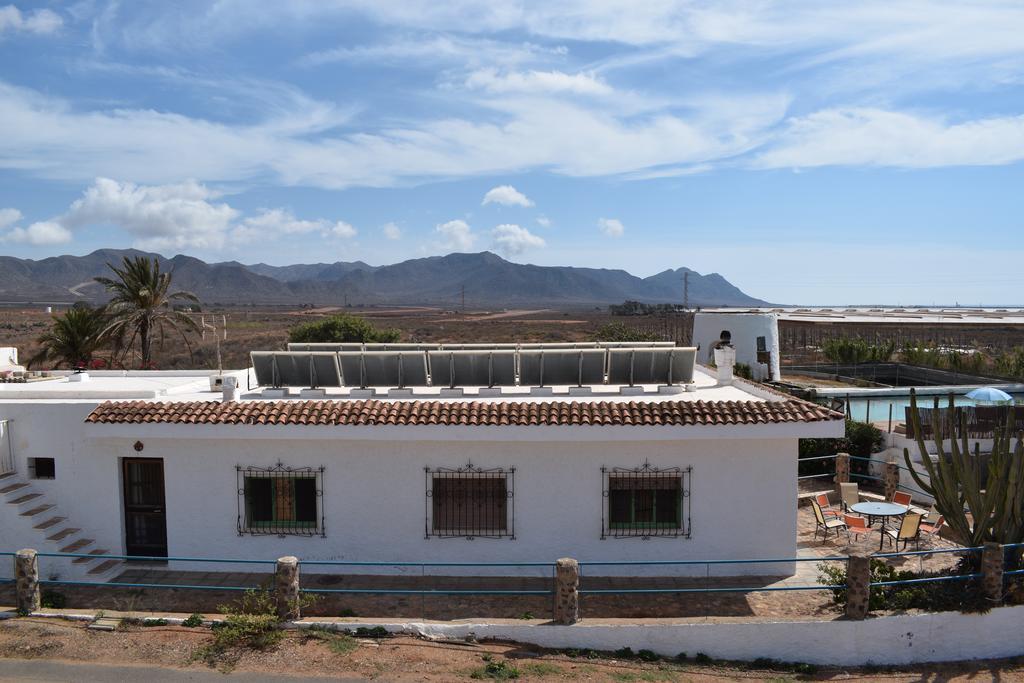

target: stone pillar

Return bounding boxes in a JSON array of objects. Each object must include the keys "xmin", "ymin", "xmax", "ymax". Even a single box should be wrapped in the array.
[
  {"xmin": 981, "ymin": 542, "xmax": 1004, "ymax": 604},
  {"xmin": 553, "ymin": 558, "xmax": 579, "ymax": 625},
  {"xmin": 834, "ymin": 452, "xmax": 850, "ymax": 497},
  {"xmin": 275, "ymin": 556, "xmax": 300, "ymax": 621},
  {"xmin": 883, "ymin": 461, "xmax": 900, "ymax": 501},
  {"xmin": 845, "ymin": 553, "xmax": 871, "ymax": 620},
  {"xmin": 15, "ymin": 549, "xmax": 40, "ymax": 615}
]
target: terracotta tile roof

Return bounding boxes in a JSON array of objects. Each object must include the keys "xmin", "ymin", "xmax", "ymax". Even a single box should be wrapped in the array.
[{"xmin": 85, "ymin": 398, "xmax": 841, "ymax": 427}]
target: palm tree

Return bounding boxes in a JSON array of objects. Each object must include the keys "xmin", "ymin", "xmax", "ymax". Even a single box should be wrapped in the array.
[
  {"xmin": 29, "ymin": 305, "xmax": 110, "ymax": 369},
  {"xmin": 94, "ymin": 256, "xmax": 200, "ymax": 368}
]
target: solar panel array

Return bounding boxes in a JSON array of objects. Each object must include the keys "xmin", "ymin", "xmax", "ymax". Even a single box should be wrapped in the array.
[{"xmin": 256, "ymin": 342, "xmax": 696, "ymax": 390}]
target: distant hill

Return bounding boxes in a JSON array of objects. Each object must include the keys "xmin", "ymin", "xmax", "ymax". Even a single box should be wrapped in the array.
[{"xmin": 0, "ymin": 249, "xmax": 769, "ymax": 308}]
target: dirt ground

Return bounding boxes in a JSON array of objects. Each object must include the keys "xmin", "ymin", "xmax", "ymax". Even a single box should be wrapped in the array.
[
  {"xmin": 2, "ymin": 617, "xmax": 1024, "ymax": 682},
  {"xmin": 1, "ymin": 306, "xmax": 645, "ymax": 371}
]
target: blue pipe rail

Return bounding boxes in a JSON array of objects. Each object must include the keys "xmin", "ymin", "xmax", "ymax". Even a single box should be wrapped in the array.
[
  {"xmin": 580, "ymin": 556, "xmax": 845, "ymax": 567},
  {"xmin": 300, "ymin": 560, "xmax": 553, "ymax": 567},
  {"xmin": 304, "ymin": 588, "xmax": 553, "ymax": 595},
  {"xmin": 579, "ymin": 584, "xmax": 844, "ymax": 595},
  {"xmin": 871, "ymin": 573, "xmax": 981, "ymax": 587},
  {"xmin": 39, "ymin": 579, "xmax": 260, "ymax": 591},
  {"xmin": 35, "ymin": 552, "xmax": 277, "ymax": 564},
  {"xmin": 874, "ymin": 546, "xmax": 982, "ymax": 559}
]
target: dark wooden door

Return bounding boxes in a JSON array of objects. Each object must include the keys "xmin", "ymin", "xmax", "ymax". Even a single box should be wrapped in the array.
[{"xmin": 122, "ymin": 458, "xmax": 167, "ymax": 558}]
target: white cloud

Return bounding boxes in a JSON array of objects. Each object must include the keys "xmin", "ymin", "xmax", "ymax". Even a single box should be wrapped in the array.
[
  {"xmin": 382, "ymin": 222, "xmax": 401, "ymax": 240},
  {"xmin": 598, "ymin": 217, "xmax": 624, "ymax": 238},
  {"xmin": 491, "ymin": 223, "xmax": 545, "ymax": 256},
  {"xmin": 0, "ymin": 5, "xmax": 62, "ymax": 35},
  {"xmin": 465, "ymin": 69, "xmax": 613, "ymax": 96},
  {"xmin": 4, "ymin": 221, "xmax": 71, "ymax": 245},
  {"xmin": 61, "ymin": 178, "xmax": 239, "ymax": 251},
  {"xmin": 300, "ymin": 35, "xmax": 563, "ymax": 68},
  {"xmin": 536, "ymin": 215, "xmax": 551, "ymax": 228},
  {"xmin": 755, "ymin": 108, "xmax": 1024, "ymax": 169},
  {"xmin": 482, "ymin": 184, "xmax": 534, "ymax": 207},
  {"xmin": 0, "ymin": 207, "xmax": 21, "ymax": 229},
  {"xmin": 328, "ymin": 220, "xmax": 357, "ymax": 239},
  {"xmin": 435, "ymin": 219, "xmax": 476, "ymax": 251}
]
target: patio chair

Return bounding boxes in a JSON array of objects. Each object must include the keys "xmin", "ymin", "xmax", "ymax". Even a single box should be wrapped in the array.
[
  {"xmin": 843, "ymin": 514, "xmax": 872, "ymax": 545},
  {"xmin": 883, "ymin": 512, "xmax": 923, "ymax": 551},
  {"xmin": 919, "ymin": 514, "xmax": 945, "ymax": 545},
  {"xmin": 839, "ymin": 482, "xmax": 859, "ymax": 511},
  {"xmin": 891, "ymin": 490, "xmax": 928, "ymax": 516},
  {"xmin": 811, "ymin": 499, "xmax": 847, "ymax": 541},
  {"xmin": 815, "ymin": 493, "xmax": 841, "ymax": 519}
]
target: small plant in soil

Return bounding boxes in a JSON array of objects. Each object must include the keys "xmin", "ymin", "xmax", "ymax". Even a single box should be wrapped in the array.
[
  {"xmin": 142, "ymin": 618, "xmax": 168, "ymax": 627},
  {"xmin": 182, "ymin": 613, "xmax": 204, "ymax": 628},
  {"xmin": 302, "ymin": 625, "xmax": 358, "ymax": 656},
  {"xmin": 193, "ymin": 588, "xmax": 283, "ymax": 671},
  {"xmin": 40, "ymin": 590, "xmax": 66, "ymax": 609},
  {"xmin": 353, "ymin": 626, "xmax": 390, "ymax": 638},
  {"xmin": 471, "ymin": 658, "xmax": 520, "ymax": 680}
]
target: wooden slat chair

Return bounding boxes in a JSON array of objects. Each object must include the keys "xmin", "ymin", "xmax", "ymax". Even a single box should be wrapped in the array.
[
  {"xmin": 811, "ymin": 499, "xmax": 847, "ymax": 541},
  {"xmin": 891, "ymin": 490, "xmax": 928, "ymax": 516},
  {"xmin": 883, "ymin": 512, "xmax": 923, "ymax": 551}
]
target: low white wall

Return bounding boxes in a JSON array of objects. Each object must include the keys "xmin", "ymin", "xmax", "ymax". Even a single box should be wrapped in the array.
[{"xmin": 312, "ymin": 605, "xmax": 1024, "ymax": 666}]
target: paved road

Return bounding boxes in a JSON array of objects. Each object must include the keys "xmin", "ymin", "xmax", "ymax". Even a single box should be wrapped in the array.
[{"xmin": 0, "ymin": 659, "xmax": 370, "ymax": 682}]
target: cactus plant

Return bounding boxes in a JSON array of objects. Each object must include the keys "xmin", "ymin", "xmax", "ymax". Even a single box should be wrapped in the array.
[{"xmin": 903, "ymin": 389, "xmax": 1024, "ymax": 548}]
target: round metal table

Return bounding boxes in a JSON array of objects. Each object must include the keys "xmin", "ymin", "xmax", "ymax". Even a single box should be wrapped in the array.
[{"xmin": 849, "ymin": 502, "xmax": 908, "ymax": 550}]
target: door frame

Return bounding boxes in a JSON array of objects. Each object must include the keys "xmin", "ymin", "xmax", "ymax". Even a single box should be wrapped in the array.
[{"xmin": 121, "ymin": 457, "xmax": 168, "ymax": 559}]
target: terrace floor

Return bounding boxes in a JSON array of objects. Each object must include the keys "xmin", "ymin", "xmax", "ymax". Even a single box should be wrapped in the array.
[{"xmin": 1, "ymin": 506, "xmax": 971, "ymax": 622}]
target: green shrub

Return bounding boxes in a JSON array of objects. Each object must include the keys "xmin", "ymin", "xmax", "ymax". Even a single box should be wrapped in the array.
[
  {"xmin": 353, "ymin": 626, "xmax": 390, "ymax": 638},
  {"xmin": 594, "ymin": 322, "xmax": 662, "ymax": 343},
  {"xmin": 194, "ymin": 589, "xmax": 283, "ymax": 670},
  {"xmin": 142, "ymin": 618, "xmax": 168, "ymax": 627},
  {"xmin": 613, "ymin": 647, "xmax": 635, "ymax": 659},
  {"xmin": 288, "ymin": 314, "xmax": 400, "ymax": 344},
  {"xmin": 817, "ymin": 558, "xmax": 986, "ymax": 612},
  {"xmin": 694, "ymin": 653, "xmax": 712, "ymax": 664},
  {"xmin": 471, "ymin": 659, "xmax": 520, "ymax": 680},
  {"xmin": 40, "ymin": 590, "xmax": 66, "ymax": 609},
  {"xmin": 636, "ymin": 649, "xmax": 659, "ymax": 662},
  {"xmin": 182, "ymin": 613, "xmax": 204, "ymax": 628}
]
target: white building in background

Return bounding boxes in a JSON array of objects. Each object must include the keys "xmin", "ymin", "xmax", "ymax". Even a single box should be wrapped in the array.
[
  {"xmin": 0, "ymin": 344, "xmax": 840, "ymax": 583},
  {"xmin": 691, "ymin": 312, "xmax": 781, "ymax": 382}
]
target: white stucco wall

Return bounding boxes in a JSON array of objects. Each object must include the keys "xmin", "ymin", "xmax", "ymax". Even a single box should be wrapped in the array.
[
  {"xmin": 691, "ymin": 313, "xmax": 780, "ymax": 381},
  {"xmin": 0, "ymin": 400, "xmax": 811, "ymax": 578}
]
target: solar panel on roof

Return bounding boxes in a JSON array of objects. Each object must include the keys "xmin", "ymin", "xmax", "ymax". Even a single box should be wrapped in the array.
[
  {"xmin": 598, "ymin": 341, "xmax": 676, "ymax": 348},
  {"xmin": 287, "ymin": 342, "xmax": 363, "ymax": 352},
  {"xmin": 250, "ymin": 352, "xmax": 342, "ymax": 388},
  {"xmin": 428, "ymin": 350, "xmax": 517, "ymax": 387},
  {"xmin": 607, "ymin": 347, "xmax": 696, "ymax": 386},
  {"xmin": 359, "ymin": 351, "xmax": 429, "ymax": 388},
  {"xmin": 517, "ymin": 349, "xmax": 606, "ymax": 387}
]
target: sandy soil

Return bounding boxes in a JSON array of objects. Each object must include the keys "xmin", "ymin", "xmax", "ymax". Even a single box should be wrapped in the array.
[{"xmin": 2, "ymin": 617, "xmax": 1023, "ymax": 681}]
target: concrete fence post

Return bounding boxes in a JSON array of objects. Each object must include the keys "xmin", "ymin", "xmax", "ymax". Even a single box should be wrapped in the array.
[
  {"xmin": 883, "ymin": 460, "xmax": 900, "ymax": 501},
  {"xmin": 14, "ymin": 548, "xmax": 40, "ymax": 614},
  {"xmin": 554, "ymin": 558, "xmax": 579, "ymax": 625},
  {"xmin": 275, "ymin": 556, "xmax": 301, "ymax": 621},
  {"xmin": 845, "ymin": 553, "xmax": 871, "ymax": 620},
  {"xmin": 981, "ymin": 542, "xmax": 1004, "ymax": 604},
  {"xmin": 834, "ymin": 452, "xmax": 850, "ymax": 497}
]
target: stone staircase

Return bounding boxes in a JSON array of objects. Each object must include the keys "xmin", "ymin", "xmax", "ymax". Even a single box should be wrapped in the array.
[{"xmin": 1, "ymin": 471, "xmax": 123, "ymax": 581}]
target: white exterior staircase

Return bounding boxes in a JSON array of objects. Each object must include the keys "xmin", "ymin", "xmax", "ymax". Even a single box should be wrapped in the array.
[{"xmin": 1, "ymin": 471, "xmax": 123, "ymax": 582}]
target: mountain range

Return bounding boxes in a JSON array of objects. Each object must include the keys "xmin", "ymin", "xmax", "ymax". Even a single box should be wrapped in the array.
[{"xmin": 0, "ymin": 249, "xmax": 768, "ymax": 308}]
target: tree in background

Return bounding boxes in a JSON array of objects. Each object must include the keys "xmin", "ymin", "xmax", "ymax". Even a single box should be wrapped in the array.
[
  {"xmin": 821, "ymin": 337, "xmax": 895, "ymax": 365},
  {"xmin": 288, "ymin": 313, "xmax": 400, "ymax": 344},
  {"xmin": 798, "ymin": 419, "xmax": 885, "ymax": 478},
  {"xmin": 28, "ymin": 304, "xmax": 110, "ymax": 369},
  {"xmin": 593, "ymin": 321, "xmax": 662, "ymax": 343},
  {"xmin": 95, "ymin": 256, "xmax": 199, "ymax": 368}
]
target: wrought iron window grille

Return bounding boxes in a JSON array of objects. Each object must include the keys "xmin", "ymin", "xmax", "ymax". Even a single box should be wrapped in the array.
[
  {"xmin": 601, "ymin": 461, "xmax": 691, "ymax": 539},
  {"xmin": 236, "ymin": 462, "xmax": 326, "ymax": 537},
  {"xmin": 425, "ymin": 462, "xmax": 515, "ymax": 540}
]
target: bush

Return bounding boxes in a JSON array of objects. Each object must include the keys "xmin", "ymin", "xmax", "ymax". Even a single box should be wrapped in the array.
[
  {"xmin": 471, "ymin": 659, "xmax": 520, "ymax": 680},
  {"xmin": 817, "ymin": 558, "xmax": 986, "ymax": 612},
  {"xmin": 799, "ymin": 419, "xmax": 884, "ymax": 478},
  {"xmin": 40, "ymin": 590, "xmax": 66, "ymax": 609},
  {"xmin": 593, "ymin": 322, "xmax": 662, "ymax": 343},
  {"xmin": 142, "ymin": 618, "xmax": 168, "ymax": 627},
  {"xmin": 194, "ymin": 589, "xmax": 283, "ymax": 670},
  {"xmin": 288, "ymin": 313, "xmax": 400, "ymax": 344},
  {"xmin": 182, "ymin": 613, "xmax": 204, "ymax": 628}
]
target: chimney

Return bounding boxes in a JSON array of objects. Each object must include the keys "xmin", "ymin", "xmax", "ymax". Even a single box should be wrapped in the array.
[
  {"xmin": 713, "ymin": 332, "xmax": 735, "ymax": 385},
  {"xmin": 221, "ymin": 375, "xmax": 239, "ymax": 402}
]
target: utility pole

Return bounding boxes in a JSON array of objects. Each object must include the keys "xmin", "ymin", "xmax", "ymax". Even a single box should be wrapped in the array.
[
  {"xmin": 461, "ymin": 284, "xmax": 466, "ymax": 313},
  {"xmin": 683, "ymin": 272, "xmax": 689, "ymax": 311}
]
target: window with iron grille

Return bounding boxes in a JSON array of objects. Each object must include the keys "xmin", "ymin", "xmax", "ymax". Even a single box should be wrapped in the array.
[
  {"xmin": 237, "ymin": 464, "xmax": 325, "ymax": 537},
  {"xmin": 601, "ymin": 463, "xmax": 691, "ymax": 539},
  {"xmin": 425, "ymin": 463, "xmax": 514, "ymax": 539}
]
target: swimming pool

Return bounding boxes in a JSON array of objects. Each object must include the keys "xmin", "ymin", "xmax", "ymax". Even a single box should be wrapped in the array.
[{"xmin": 842, "ymin": 394, "xmax": 1023, "ymax": 424}]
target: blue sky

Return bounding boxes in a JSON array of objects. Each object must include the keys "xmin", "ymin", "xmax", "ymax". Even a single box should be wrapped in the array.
[{"xmin": 1, "ymin": 1, "xmax": 1023, "ymax": 305}]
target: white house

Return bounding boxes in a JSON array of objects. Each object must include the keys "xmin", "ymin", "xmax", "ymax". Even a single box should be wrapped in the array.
[
  {"xmin": 691, "ymin": 312, "xmax": 781, "ymax": 382},
  {"xmin": 0, "ymin": 344, "xmax": 841, "ymax": 583}
]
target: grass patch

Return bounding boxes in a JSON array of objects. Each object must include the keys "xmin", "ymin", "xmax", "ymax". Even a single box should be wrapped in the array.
[
  {"xmin": 520, "ymin": 661, "xmax": 563, "ymax": 677},
  {"xmin": 303, "ymin": 625, "xmax": 359, "ymax": 656},
  {"xmin": 471, "ymin": 659, "xmax": 521, "ymax": 680}
]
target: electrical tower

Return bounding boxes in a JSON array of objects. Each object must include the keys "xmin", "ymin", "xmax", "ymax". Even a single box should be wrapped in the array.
[{"xmin": 683, "ymin": 271, "xmax": 689, "ymax": 310}]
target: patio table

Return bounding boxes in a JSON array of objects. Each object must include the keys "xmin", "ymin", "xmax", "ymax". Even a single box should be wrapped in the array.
[{"xmin": 850, "ymin": 501, "xmax": 908, "ymax": 551}]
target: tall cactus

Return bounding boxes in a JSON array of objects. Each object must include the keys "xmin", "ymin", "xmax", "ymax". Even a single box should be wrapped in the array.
[{"xmin": 903, "ymin": 389, "xmax": 1024, "ymax": 548}]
